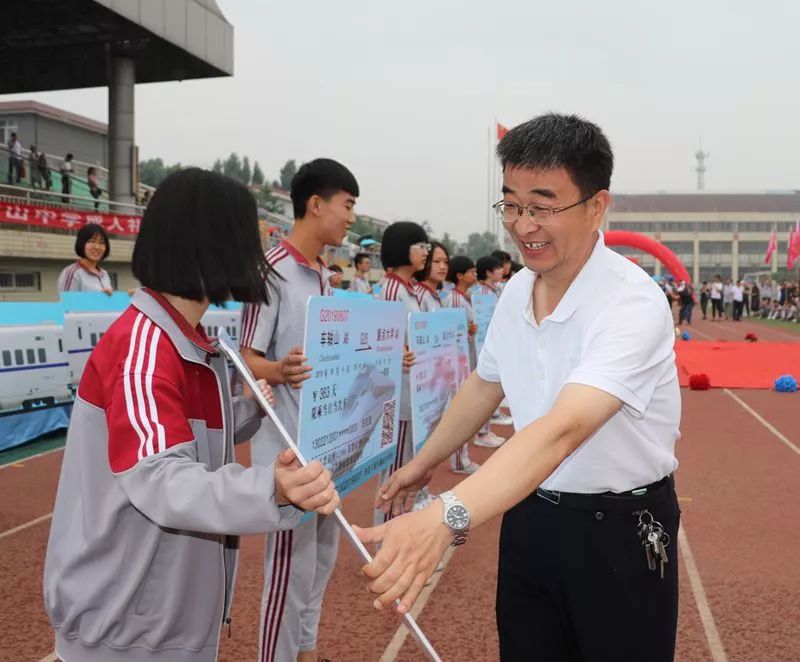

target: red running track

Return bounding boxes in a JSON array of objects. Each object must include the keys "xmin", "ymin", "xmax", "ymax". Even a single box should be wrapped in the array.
[{"xmin": 1, "ymin": 385, "xmax": 798, "ymax": 661}]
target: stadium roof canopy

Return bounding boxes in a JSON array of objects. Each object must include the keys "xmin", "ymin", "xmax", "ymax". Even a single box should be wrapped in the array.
[{"xmin": 0, "ymin": 0, "xmax": 233, "ymax": 94}]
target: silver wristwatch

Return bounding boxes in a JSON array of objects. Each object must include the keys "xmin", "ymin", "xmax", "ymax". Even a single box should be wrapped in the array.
[{"xmin": 438, "ymin": 490, "xmax": 470, "ymax": 546}]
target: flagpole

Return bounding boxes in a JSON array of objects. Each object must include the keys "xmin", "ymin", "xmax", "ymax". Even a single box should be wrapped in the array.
[{"xmin": 486, "ymin": 125, "xmax": 492, "ymax": 233}]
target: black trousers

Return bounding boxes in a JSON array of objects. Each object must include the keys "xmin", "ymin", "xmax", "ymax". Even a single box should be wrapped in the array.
[
  {"xmin": 497, "ymin": 478, "xmax": 680, "ymax": 662},
  {"xmin": 733, "ymin": 300, "xmax": 743, "ymax": 321}
]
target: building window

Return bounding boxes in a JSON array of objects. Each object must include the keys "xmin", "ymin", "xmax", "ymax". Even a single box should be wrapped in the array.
[
  {"xmin": 38, "ymin": 348, "xmax": 46, "ymax": 363},
  {"xmin": 2, "ymin": 350, "xmax": 10, "ymax": 366},
  {"xmin": 90, "ymin": 332, "xmax": 97, "ymax": 347},
  {"xmin": 14, "ymin": 349, "xmax": 23, "ymax": 365},
  {"xmin": 0, "ymin": 270, "xmax": 41, "ymax": 291},
  {"xmin": 0, "ymin": 119, "xmax": 19, "ymax": 144},
  {"xmin": 26, "ymin": 348, "xmax": 35, "ymax": 364}
]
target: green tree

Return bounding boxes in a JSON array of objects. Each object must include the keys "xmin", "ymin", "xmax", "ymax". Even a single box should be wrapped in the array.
[
  {"xmin": 211, "ymin": 158, "xmax": 223, "ymax": 174},
  {"xmin": 252, "ymin": 161, "xmax": 265, "ymax": 186},
  {"xmin": 242, "ymin": 156, "xmax": 252, "ymax": 185},
  {"xmin": 439, "ymin": 231, "xmax": 458, "ymax": 256},
  {"xmin": 223, "ymin": 153, "xmax": 243, "ymax": 182},
  {"xmin": 352, "ymin": 215, "xmax": 385, "ymax": 242},
  {"xmin": 255, "ymin": 185, "xmax": 285, "ymax": 215},
  {"xmin": 279, "ymin": 159, "xmax": 297, "ymax": 190},
  {"xmin": 463, "ymin": 231, "xmax": 500, "ymax": 260},
  {"xmin": 138, "ymin": 158, "xmax": 181, "ymax": 187}
]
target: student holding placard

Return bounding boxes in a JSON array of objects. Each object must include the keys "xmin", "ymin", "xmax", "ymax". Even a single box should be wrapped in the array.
[
  {"xmin": 240, "ymin": 159, "xmax": 359, "ymax": 662},
  {"xmin": 414, "ymin": 241, "xmax": 450, "ymax": 312},
  {"xmin": 376, "ymin": 221, "xmax": 430, "ymax": 520}
]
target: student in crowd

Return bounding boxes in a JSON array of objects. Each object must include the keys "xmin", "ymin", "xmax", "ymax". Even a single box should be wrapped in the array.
[
  {"xmin": 414, "ymin": 241, "xmax": 449, "ymax": 312},
  {"xmin": 732, "ymin": 280, "xmax": 745, "ymax": 321},
  {"xmin": 376, "ymin": 221, "xmax": 431, "ymax": 513},
  {"xmin": 699, "ymin": 281, "xmax": 709, "ymax": 320},
  {"xmin": 7, "ymin": 132, "xmax": 22, "ymax": 184},
  {"xmin": 349, "ymin": 252, "xmax": 373, "ymax": 294},
  {"xmin": 44, "ymin": 168, "xmax": 340, "ymax": 662},
  {"xmin": 677, "ymin": 280, "xmax": 694, "ymax": 325},
  {"xmin": 240, "ymin": 158, "xmax": 358, "ymax": 662},
  {"xmin": 57, "ymin": 223, "xmax": 114, "ymax": 295},
  {"xmin": 29, "ymin": 145, "xmax": 43, "ymax": 190},
  {"xmin": 492, "ymin": 249, "xmax": 513, "ymax": 287},
  {"xmin": 722, "ymin": 278, "xmax": 733, "ymax": 320},
  {"xmin": 476, "ymin": 255, "xmax": 504, "ymax": 297}
]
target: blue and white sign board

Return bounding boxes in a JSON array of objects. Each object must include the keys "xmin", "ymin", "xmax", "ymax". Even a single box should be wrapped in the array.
[
  {"xmin": 408, "ymin": 309, "xmax": 470, "ymax": 452},
  {"xmin": 472, "ymin": 293, "xmax": 498, "ymax": 356},
  {"xmin": 297, "ymin": 296, "xmax": 406, "ymax": 496}
]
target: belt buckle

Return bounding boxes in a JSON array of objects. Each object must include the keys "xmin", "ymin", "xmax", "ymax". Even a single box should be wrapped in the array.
[{"xmin": 537, "ymin": 487, "xmax": 560, "ymax": 505}]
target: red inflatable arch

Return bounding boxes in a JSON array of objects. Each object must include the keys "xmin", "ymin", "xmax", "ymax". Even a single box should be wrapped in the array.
[{"xmin": 604, "ymin": 230, "xmax": 692, "ymax": 283}]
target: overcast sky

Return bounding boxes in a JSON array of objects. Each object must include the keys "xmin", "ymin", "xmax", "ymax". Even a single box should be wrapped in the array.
[{"xmin": 6, "ymin": 1, "xmax": 800, "ymax": 239}]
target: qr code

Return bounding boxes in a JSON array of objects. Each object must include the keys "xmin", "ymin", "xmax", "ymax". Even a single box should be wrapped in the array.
[{"xmin": 381, "ymin": 398, "xmax": 397, "ymax": 448}]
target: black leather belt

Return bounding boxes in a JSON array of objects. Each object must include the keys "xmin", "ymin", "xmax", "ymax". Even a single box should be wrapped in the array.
[{"xmin": 535, "ymin": 475, "xmax": 674, "ymax": 511}]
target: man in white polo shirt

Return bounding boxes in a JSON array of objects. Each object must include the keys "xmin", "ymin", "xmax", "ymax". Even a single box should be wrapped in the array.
[{"xmin": 354, "ymin": 113, "xmax": 681, "ymax": 661}]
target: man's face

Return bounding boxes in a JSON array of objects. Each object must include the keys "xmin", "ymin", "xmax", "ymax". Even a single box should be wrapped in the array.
[
  {"xmin": 315, "ymin": 191, "xmax": 356, "ymax": 247},
  {"xmin": 501, "ymin": 166, "xmax": 607, "ymax": 276}
]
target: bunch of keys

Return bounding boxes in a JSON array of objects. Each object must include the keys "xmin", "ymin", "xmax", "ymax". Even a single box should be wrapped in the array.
[{"xmin": 637, "ymin": 510, "xmax": 670, "ymax": 579}]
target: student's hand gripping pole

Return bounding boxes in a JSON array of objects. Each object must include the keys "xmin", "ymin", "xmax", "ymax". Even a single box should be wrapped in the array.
[{"xmin": 216, "ymin": 330, "xmax": 442, "ymax": 662}]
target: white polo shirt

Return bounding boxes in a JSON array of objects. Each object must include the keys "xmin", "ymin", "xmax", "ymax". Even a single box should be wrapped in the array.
[{"xmin": 477, "ymin": 232, "xmax": 680, "ymax": 494}]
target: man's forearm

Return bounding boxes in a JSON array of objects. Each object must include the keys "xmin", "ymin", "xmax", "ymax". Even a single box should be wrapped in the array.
[
  {"xmin": 414, "ymin": 372, "xmax": 504, "ymax": 468},
  {"xmin": 241, "ymin": 348, "xmax": 284, "ymax": 384}
]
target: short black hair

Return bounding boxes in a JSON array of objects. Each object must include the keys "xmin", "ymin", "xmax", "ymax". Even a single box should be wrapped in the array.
[
  {"xmin": 354, "ymin": 252, "xmax": 371, "ymax": 268},
  {"xmin": 510, "ymin": 261, "xmax": 524, "ymax": 274},
  {"xmin": 476, "ymin": 255, "xmax": 502, "ymax": 281},
  {"xmin": 447, "ymin": 255, "xmax": 475, "ymax": 285},
  {"xmin": 329, "ymin": 264, "xmax": 343, "ymax": 273},
  {"xmin": 497, "ymin": 113, "xmax": 613, "ymax": 198},
  {"xmin": 491, "ymin": 249, "xmax": 511, "ymax": 264},
  {"xmin": 291, "ymin": 158, "xmax": 359, "ymax": 219},
  {"xmin": 380, "ymin": 221, "xmax": 428, "ymax": 269},
  {"xmin": 414, "ymin": 241, "xmax": 449, "ymax": 282},
  {"xmin": 132, "ymin": 168, "xmax": 276, "ymax": 306},
  {"xmin": 75, "ymin": 223, "xmax": 110, "ymax": 261}
]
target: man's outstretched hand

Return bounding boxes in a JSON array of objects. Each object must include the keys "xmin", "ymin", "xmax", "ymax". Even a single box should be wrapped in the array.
[
  {"xmin": 373, "ymin": 460, "xmax": 434, "ymax": 516},
  {"xmin": 353, "ymin": 506, "xmax": 451, "ymax": 614}
]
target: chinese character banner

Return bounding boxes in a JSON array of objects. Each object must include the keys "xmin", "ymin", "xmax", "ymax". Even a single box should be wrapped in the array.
[
  {"xmin": 408, "ymin": 309, "xmax": 470, "ymax": 452},
  {"xmin": 0, "ymin": 202, "xmax": 141, "ymax": 236},
  {"xmin": 298, "ymin": 296, "xmax": 406, "ymax": 496}
]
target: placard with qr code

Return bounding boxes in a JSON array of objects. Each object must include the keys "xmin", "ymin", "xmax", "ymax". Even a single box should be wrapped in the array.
[{"xmin": 297, "ymin": 295, "xmax": 406, "ymax": 497}]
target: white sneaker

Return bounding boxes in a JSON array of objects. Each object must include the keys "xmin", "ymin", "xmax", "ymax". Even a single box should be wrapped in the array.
[
  {"xmin": 491, "ymin": 413, "xmax": 514, "ymax": 426},
  {"xmin": 474, "ymin": 432, "xmax": 505, "ymax": 448},
  {"xmin": 451, "ymin": 461, "xmax": 481, "ymax": 475}
]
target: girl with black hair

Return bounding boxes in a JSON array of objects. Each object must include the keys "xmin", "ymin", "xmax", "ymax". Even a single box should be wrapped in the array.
[
  {"xmin": 376, "ymin": 221, "xmax": 431, "ymax": 521},
  {"xmin": 44, "ymin": 168, "xmax": 339, "ymax": 662},
  {"xmin": 414, "ymin": 241, "xmax": 449, "ymax": 311},
  {"xmin": 57, "ymin": 223, "xmax": 113, "ymax": 295}
]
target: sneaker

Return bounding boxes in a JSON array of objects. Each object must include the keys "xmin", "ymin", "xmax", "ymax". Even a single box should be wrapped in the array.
[
  {"xmin": 474, "ymin": 432, "xmax": 505, "ymax": 448},
  {"xmin": 491, "ymin": 413, "xmax": 514, "ymax": 426},
  {"xmin": 451, "ymin": 461, "xmax": 481, "ymax": 475}
]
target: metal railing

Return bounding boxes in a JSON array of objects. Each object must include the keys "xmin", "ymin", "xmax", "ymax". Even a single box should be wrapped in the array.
[{"xmin": 0, "ymin": 184, "xmax": 144, "ymax": 216}]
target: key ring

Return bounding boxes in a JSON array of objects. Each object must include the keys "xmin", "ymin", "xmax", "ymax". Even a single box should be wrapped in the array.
[{"xmin": 638, "ymin": 511, "xmax": 653, "ymax": 527}]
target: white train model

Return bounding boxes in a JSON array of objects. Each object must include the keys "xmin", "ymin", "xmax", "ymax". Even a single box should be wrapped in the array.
[{"xmin": 0, "ymin": 307, "xmax": 241, "ymax": 413}]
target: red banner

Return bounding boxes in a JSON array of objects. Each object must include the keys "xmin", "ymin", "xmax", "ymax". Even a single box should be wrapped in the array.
[{"xmin": 0, "ymin": 202, "xmax": 141, "ymax": 236}]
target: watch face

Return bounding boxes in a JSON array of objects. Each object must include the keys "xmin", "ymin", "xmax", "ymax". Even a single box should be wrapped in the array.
[{"xmin": 446, "ymin": 505, "xmax": 470, "ymax": 530}]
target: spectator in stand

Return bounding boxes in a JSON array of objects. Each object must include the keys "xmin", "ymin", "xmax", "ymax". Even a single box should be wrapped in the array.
[
  {"xmin": 29, "ymin": 145, "xmax": 43, "ymax": 190},
  {"xmin": 57, "ymin": 223, "xmax": 113, "ymax": 295},
  {"xmin": 722, "ymin": 278, "xmax": 733, "ymax": 320},
  {"xmin": 87, "ymin": 166, "xmax": 102, "ymax": 210},
  {"xmin": 60, "ymin": 153, "xmax": 74, "ymax": 203},
  {"xmin": 732, "ymin": 280, "xmax": 744, "ymax": 321},
  {"xmin": 7, "ymin": 132, "xmax": 22, "ymax": 184},
  {"xmin": 677, "ymin": 280, "xmax": 694, "ymax": 325},
  {"xmin": 327, "ymin": 264, "xmax": 344, "ymax": 289},
  {"xmin": 699, "ymin": 281, "xmax": 709, "ymax": 320},
  {"xmin": 710, "ymin": 273, "xmax": 724, "ymax": 320},
  {"xmin": 38, "ymin": 150, "xmax": 52, "ymax": 190}
]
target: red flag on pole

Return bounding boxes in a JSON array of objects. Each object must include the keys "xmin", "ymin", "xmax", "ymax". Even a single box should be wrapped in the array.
[
  {"xmin": 497, "ymin": 123, "xmax": 509, "ymax": 141},
  {"xmin": 764, "ymin": 230, "xmax": 777, "ymax": 265},
  {"xmin": 788, "ymin": 221, "xmax": 800, "ymax": 270}
]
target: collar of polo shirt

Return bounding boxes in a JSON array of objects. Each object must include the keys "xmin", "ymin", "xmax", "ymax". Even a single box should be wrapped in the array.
[{"xmin": 523, "ymin": 232, "xmax": 607, "ymax": 327}]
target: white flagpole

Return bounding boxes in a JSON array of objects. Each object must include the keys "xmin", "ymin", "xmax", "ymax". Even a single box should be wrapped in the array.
[
  {"xmin": 486, "ymin": 125, "xmax": 493, "ymax": 233},
  {"xmin": 216, "ymin": 330, "xmax": 442, "ymax": 662}
]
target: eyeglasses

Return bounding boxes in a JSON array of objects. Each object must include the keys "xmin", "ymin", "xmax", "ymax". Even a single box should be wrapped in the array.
[
  {"xmin": 492, "ymin": 192, "xmax": 598, "ymax": 228},
  {"xmin": 411, "ymin": 242, "xmax": 432, "ymax": 252}
]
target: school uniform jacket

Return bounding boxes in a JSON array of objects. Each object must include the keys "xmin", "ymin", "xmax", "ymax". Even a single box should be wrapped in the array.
[{"xmin": 43, "ymin": 288, "xmax": 301, "ymax": 662}]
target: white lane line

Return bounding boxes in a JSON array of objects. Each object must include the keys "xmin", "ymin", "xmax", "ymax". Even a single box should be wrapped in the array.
[
  {"xmin": 678, "ymin": 526, "xmax": 728, "ymax": 662},
  {"xmin": 724, "ymin": 389, "xmax": 800, "ymax": 458},
  {"xmin": 379, "ymin": 546, "xmax": 455, "ymax": 661},
  {"xmin": 0, "ymin": 513, "xmax": 52, "ymax": 541},
  {"xmin": 0, "ymin": 445, "xmax": 64, "ymax": 470}
]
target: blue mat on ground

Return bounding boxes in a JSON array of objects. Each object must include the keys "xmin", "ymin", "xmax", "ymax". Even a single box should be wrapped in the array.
[{"xmin": 0, "ymin": 403, "xmax": 72, "ymax": 451}]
